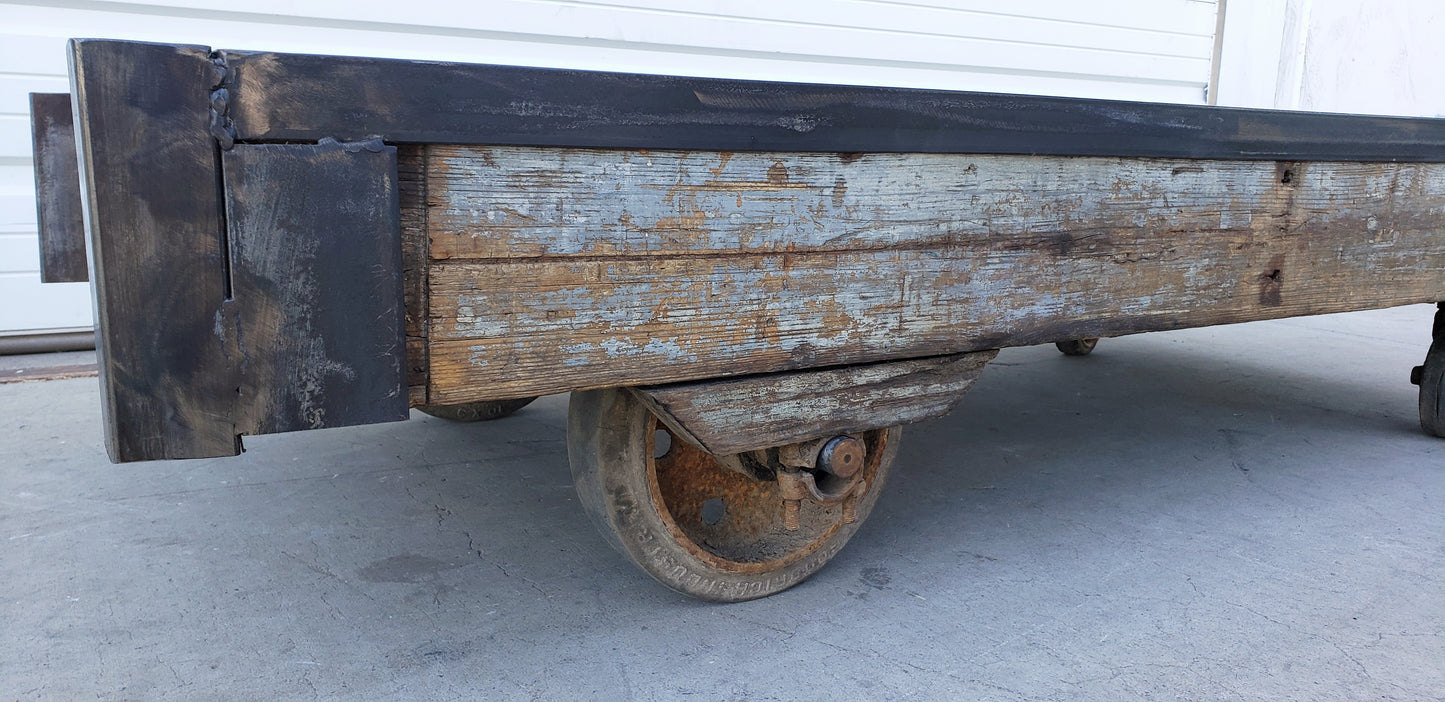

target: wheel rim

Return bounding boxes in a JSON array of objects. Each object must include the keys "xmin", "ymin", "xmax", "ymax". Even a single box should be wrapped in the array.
[{"xmin": 644, "ymin": 415, "xmax": 889, "ymax": 575}]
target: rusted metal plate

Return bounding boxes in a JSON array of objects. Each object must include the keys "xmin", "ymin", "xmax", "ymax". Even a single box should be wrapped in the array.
[
  {"xmin": 70, "ymin": 39, "xmax": 238, "ymax": 461},
  {"xmin": 72, "ymin": 39, "xmax": 409, "ymax": 462},
  {"xmin": 632, "ymin": 351, "xmax": 998, "ymax": 455},
  {"xmin": 221, "ymin": 139, "xmax": 408, "ymax": 434},
  {"xmin": 420, "ymin": 146, "xmax": 1445, "ymax": 404},
  {"xmin": 29, "ymin": 92, "xmax": 87, "ymax": 283}
]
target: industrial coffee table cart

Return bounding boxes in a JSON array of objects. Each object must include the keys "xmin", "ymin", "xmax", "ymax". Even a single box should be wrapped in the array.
[{"xmin": 31, "ymin": 40, "xmax": 1445, "ymax": 601}]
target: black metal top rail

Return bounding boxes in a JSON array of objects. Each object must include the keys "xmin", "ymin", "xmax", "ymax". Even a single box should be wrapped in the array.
[{"xmin": 213, "ymin": 46, "xmax": 1445, "ymax": 162}]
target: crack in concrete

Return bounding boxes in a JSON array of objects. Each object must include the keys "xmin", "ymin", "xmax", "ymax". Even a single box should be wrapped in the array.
[{"xmin": 463, "ymin": 529, "xmax": 547, "ymax": 597}]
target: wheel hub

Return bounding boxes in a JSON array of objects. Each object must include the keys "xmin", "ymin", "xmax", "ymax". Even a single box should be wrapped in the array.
[{"xmin": 648, "ymin": 421, "xmax": 887, "ymax": 569}]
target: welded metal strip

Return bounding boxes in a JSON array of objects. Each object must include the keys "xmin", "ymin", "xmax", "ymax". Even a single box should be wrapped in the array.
[
  {"xmin": 222, "ymin": 49, "xmax": 1445, "ymax": 162},
  {"xmin": 29, "ymin": 92, "xmax": 88, "ymax": 283}
]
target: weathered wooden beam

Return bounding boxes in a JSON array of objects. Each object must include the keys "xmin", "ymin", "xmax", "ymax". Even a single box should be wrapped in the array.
[
  {"xmin": 397, "ymin": 145, "xmax": 431, "ymax": 407},
  {"xmin": 219, "ymin": 50, "xmax": 1445, "ymax": 161},
  {"xmin": 420, "ymin": 146, "xmax": 1445, "ymax": 404},
  {"xmin": 424, "ymin": 146, "xmax": 1441, "ymax": 260},
  {"xmin": 29, "ymin": 92, "xmax": 88, "ymax": 283},
  {"xmin": 631, "ymin": 351, "xmax": 997, "ymax": 455}
]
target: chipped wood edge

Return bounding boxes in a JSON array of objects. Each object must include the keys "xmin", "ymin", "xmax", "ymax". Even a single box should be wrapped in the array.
[{"xmin": 631, "ymin": 351, "xmax": 998, "ymax": 455}]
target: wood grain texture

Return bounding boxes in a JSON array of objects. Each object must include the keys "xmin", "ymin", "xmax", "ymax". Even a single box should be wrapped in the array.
[
  {"xmin": 221, "ymin": 49, "xmax": 1445, "ymax": 161},
  {"xmin": 425, "ymin": 146, "xmax": 1440, "ymax": 260},
  {"xmin": 422, "ymin": 146, "xmax": 1445, "ymax": 404},
  {"xmin": 397, "ymin": 144, "xmax": 430, "ymax": 405},
  {"xmin": 70, "ymin": 39, "xmax": 238, "ymax": 461},
  {"xmin": 221, "ymin": 140, "xmax": 408, "ymax": 434},
  {"xmin": 29, "ymin": 92, "xmax": 88, "ymax": 283},
  {"xmin": 631, "ymin": 351, "xmax": 997, "ymax": 455}
]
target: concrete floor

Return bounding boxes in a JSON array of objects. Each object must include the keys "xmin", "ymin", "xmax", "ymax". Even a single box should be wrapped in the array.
[{"xmin": 3, "ymin": 306, "xmax": 1443, "ymax": 700}]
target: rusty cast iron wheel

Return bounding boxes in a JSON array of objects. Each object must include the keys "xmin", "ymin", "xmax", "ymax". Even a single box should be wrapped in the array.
[
  {"xmin": 417, "ymin": 397, "xmax": 537, "ymax": 422},
  {"xmin": 568, "ymin": 388, "xmax": 898, "ymax": 602},
  {"xmin": 1055, "ymin": 338, "xmax": 1099, "ymax": 356}
]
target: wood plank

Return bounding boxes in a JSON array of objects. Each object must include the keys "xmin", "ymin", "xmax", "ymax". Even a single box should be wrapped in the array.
[
  {"xmin": 220, "ymin": 139, "xmax": 408, "ymax": 434},
  {"xmin": 422, "ymin": 148, "xmax": 1445, "ymax": 404},
  {"xmin": 425, "ymin": 146, "xmax": 1445, "ymax": 261},
  {"xmin": 631, "ymin": 351, "xmax": 997, "ymax": 455},
  {"xmin": 70, "ymin": 39, "xmax": 238, "ymax": 461},
  {"xmin": 397, "ymin": 144, "xmax": 430, "ymax": 405},
  {"xmin": 29, "ymin": 93, "xmax": 88, "ymax": 283},
  {"xmin": 222, "ymin": 49, "xmax": 1445, "ymax": 161}
]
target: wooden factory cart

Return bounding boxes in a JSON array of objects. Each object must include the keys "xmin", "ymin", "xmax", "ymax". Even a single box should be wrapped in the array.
[{"xmin": 31, "ymin": 40, "xmax": 1445, "ymax": 600}]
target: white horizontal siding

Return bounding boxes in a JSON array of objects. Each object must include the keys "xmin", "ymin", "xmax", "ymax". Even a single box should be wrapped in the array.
[
  {"xmin": 0, "ymin": 2, "xmax": 1217, "ymax": 97},
  {"xmin": 0, "ymin": 186, "xmax": 35, "ymax": 229},
  {"xmin": 0, "ymin": 75, "xmax": 67, "ymax": 114},
  {"xmin": 0, "ymin": 160, "xmax": 35, "ymax": 196},
  {"xmin": 0, "ymin": 31, "xmax": 59, "ymax": 75},
  {"xmin": 0, "ymin": 233, "xmax": 41, "ymax": 272},
  {"xmin": 0, "ymin": 116, "xmax": 35, "ymax": 159},
  {"xmin": 0, "ymin": 274, "xmax": 92, "ymax": 330},
  {"xmin": 0, "ymin": 0, "xmax": 1218, "ymax": 333},
  {"xmin": 1216, "ymin": 0, "xmax": 1445, "ymax": 117},
  {"xmin": 67, "ymin": 0, "xmax": 1213, "ymax": 85},
  {"xmin": 118, "ymin": 0, "xmax": 1221, "ymax": 40}
]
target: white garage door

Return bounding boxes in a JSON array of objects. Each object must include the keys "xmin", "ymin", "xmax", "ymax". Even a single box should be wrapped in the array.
[{"xmin": 0, "ymin": 0, "xmax": 1220, "ymax": 336}]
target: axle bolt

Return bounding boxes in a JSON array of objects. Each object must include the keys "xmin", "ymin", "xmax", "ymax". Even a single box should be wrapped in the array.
[
  {"xmin": 817, "ymin": 436, "xmax": 865, "ymax": 479},
  {"xmin": 783, "ymin": 499, "xmax": 801, "ymax": 531}
]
